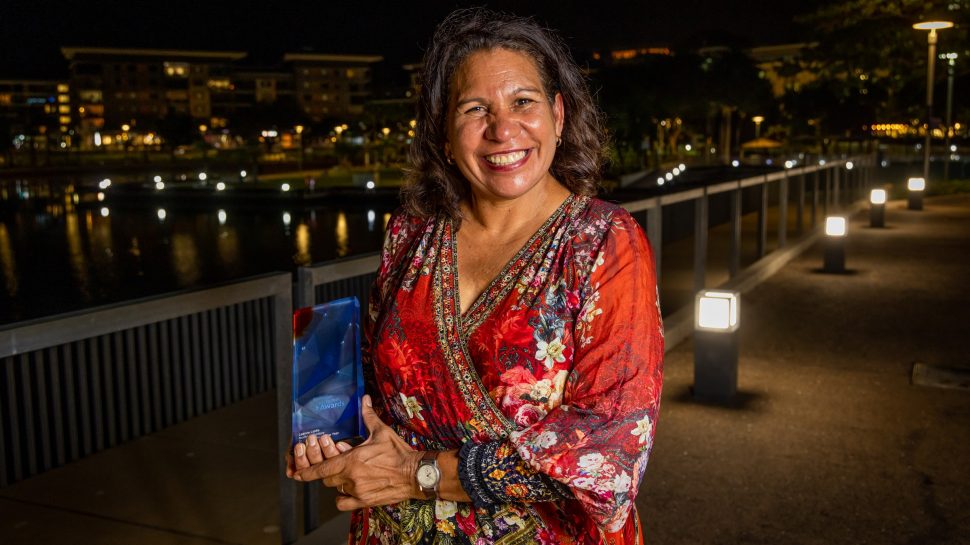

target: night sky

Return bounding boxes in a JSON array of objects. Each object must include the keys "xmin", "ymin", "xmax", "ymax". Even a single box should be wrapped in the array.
[{"xmin": 1, "ymin": 0, "xmax": 809, "ymax": 80}]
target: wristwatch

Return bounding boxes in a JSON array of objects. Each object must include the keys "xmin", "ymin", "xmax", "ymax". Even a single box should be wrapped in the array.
[{"xmin": 415, "ymin": 451, "xmax": 441, "ymax": 498}]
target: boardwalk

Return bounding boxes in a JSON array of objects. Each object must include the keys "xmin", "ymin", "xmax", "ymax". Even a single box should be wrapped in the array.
[{"xmin": 2, "ymin": 194, "xmax": 969, "ymax": 545}]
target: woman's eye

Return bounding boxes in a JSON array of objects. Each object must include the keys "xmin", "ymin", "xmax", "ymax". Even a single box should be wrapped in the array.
[
  {"xmin": 514, "ymin": 98, "xmax": 536, "ymax": 107},
  {"xmin": 464, "ymin": 105, "xmax": 487, "ymax": 115}
]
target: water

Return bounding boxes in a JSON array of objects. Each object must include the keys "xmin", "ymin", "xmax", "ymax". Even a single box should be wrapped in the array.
[{"xmin": 0, "ymin": 177, "xmax": 395, "ymax": 326}]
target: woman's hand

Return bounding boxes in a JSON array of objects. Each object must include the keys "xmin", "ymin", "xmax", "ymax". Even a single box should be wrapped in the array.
[{"xmin": 289, "ymin": 395, "xmax": 425, "ymax": 511}]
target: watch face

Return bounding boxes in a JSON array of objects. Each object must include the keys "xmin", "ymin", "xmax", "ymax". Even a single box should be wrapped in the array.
[{"xmin": 417, "ymin": 464, "xmax": 439, "ymax": 488}]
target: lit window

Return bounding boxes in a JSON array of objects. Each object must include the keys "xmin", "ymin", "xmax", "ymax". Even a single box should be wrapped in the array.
[
  {"xmin": 58, "ymin": 94, "xmax": 70, "ymax": 103},
  {"xmin": 59, "ymin": 116, "xmax": 71, "ymax": 124},
  {"xmin": 207, "ymin": 78, "xmax": 231, "ymax": 90},
  {"xmin": 0, "ymin": 93, "xmax": 11, "ymax": 105},
  {"xmin": 346, "ymin": 69, "xmax": 356, "ymax": 78},
  {"xmin": 59, "ymin": 105, "xmax": 70, "ymax": 114},
  {"xmin": 163, "ymin": 62, "xmax": 189, "ymax": 77},
  {"xmin": 57, "ymin": 84, "xmax": 69, "ymax": 93}
]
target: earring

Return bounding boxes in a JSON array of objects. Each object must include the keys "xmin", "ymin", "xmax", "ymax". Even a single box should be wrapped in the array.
[
  {"xmin": 446, "ymin": 155, "xmax": 454, "ymax": 165},
  {"xmin": 556, "ymin": 136, "xmax": 562, "ymax": 147}
]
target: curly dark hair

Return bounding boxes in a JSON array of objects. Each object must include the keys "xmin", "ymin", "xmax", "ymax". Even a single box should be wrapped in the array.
[{"xmin": 401, "ymin": 8, "xmax": 608, "ymax": 220}]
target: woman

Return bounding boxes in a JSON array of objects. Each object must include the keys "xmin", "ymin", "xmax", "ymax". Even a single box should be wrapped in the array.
[{"xmin": 288, "ymin": 8, "xmax": 664, "ymax": 544}]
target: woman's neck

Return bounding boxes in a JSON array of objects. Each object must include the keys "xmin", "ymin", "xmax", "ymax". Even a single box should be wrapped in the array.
[{"xmin": 461, "ymin": 179, "xmax": 570, "ymax": 237}]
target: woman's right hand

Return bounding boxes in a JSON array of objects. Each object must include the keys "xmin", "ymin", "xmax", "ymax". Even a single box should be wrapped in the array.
[{"xmin": 287, "ymin": 434, "xmax": 353, "ymax": 478}]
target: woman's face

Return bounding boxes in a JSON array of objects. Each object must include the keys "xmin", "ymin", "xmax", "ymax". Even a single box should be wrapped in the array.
[{"xmin": 446, "ymin": 48, "xmax": 564, "ymax": 203}]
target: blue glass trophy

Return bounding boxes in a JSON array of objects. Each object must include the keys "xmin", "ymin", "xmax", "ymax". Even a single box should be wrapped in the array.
[{"xmin": 291, "ymin": 297, "xmax": 365, "ymax": 446}]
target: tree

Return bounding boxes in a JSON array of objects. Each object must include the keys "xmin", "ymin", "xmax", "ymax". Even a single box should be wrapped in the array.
[{"xmin": 787, "ymin": 0, "xmax": 969, "ymax": 136}]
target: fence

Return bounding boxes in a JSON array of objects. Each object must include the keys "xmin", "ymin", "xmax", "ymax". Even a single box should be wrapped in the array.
[
  {"xmin": 0, "ymin": 155, "xmax": 874, "ymax": 545},
  {"xmin": 0, "ymin": 273, "xmax": 292, "ymax": 492}
]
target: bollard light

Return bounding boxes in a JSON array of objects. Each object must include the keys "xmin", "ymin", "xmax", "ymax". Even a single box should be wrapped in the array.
[
  {"xmin": 870, "ymin": 189, "xmax": 886, "ymax": 228},
  {"xmin": 694, "ymin": 290, "xmax": 740, "ymax": 401},
  {"xmin": 216, "ymin": 182, "xmax": 226, "ymax": 191},
  {"xmin": 907, "ymin": 177, "xmax": 925, "ymax": 210},
  {"xmin": 823, "ymin": 216, "xmax": 847, "ymax": 272},
  {"xmin": 281, "ymin": 183, "xmax": 291, "ymax": 192},
  {"xmin": 846, "ymin": 161, "xmax": 854, "ymax": 170}
]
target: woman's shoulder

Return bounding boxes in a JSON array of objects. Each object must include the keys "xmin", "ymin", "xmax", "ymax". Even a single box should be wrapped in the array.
[{"xmin": 569, "ymin": 195, "xmax": 645, "ymax": 243}]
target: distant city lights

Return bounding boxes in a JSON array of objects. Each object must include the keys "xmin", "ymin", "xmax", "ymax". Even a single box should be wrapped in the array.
[
  {"xmin": 154, "ymin": 175, "xmax": 162, "ymax": 183},
  {"xmin": 157, "ymin": 208, "xmax": 167, "ymax": 221},
  {"xmin": 818, "ymin": 159, "xmax": 826, "ymax": 166},
  {"xmin": 665, "ymin": 172, "xmax": 674, "ymax": 181},
  {"xmin": 846, "ymin": 161, "xmax": 854, "ymax": 170},
  {"xmin": 100, "ymin": 207, "xmax": 110, "ymax": 217},
  {"xmin": 155, "ymin": 181, "xmax": 165, "ymax": 190},
  {"xmin": 685, "ymin": 144, "xmax": 692, "ymax": 151},
  {"xmin": 199, "ymin": 172, "xmax": 208, "ymax": 181},
  {"xmin": 673, "ymin": 167, "xmax": 681, "ymax": 176},
  {"xmin": 366, "ymin": 181, "xmax": 376, "ymax": 190},
  {"xmin": 731, "ymin": 160, "xmax": 740, "ymax": 167},
  {"xmin": 98, "ymin": 178, "xmax": 112, "ymax": 189},
  {"xmin": 283, "ymin": 212, "xmax": 292, "ymax": 226},
  {"xmin": 216, "ymin": 182, "xmax": 226, "ymax": 191},
  {"xmin": 678, "ymin": 163, "xmax": 686, "ymax": 171},
  {"xmin": 218, "ymin": 209, "xmax": 228, "ymax": 225},
  {"xmin": 784, "ymin": 160, "xmax": 794, "ymax": 169},
  {"xmin": 281, "ymin": 183, "xmax": 291, "ymax": 192},
  {"xmin": 657, "ymin": 177, "xmax": 666, "ymax": 186},
  {"xmin": 97, "ymin": 192, "xmax": 105, "ymax": 201},
  {"xmin": 240, "ymin": 170, "xmax": 247, "ymax": 178}
]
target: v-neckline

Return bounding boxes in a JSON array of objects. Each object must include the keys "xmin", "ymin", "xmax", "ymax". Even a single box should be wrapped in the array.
[{"xmin": 449, "ymin": 193, "xmax": 574, "ymax": 329}]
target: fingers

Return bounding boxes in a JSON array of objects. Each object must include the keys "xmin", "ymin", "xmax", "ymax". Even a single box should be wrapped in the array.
[
  {"xmin": 336, "ymin": 441, "xmax": 353, "ymax": 453},
  {"xmin": 319, "ymin": 435, "xmax": 343, "ymax": 459},
  {"xmin": 360, "ymin": 395, "xmax": 384, "ymax": 435},
  {"xmin": 293, "ymin": 442, "xmax": 310, "ymax": 470},
  {"xmin": 306, "ymin": 435, "xmax": 324, "ymax": 465}
]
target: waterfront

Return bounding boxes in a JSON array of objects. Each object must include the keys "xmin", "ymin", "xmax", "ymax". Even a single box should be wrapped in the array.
[{"xmin": 0, "ymin": 177, "xmax": 394, "ymax": 325}]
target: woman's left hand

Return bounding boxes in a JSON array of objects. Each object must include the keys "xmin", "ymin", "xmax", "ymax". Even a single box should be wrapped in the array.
[{"xmin": 290, "ymin": 395, "xmax": 424, "ymax": 511}]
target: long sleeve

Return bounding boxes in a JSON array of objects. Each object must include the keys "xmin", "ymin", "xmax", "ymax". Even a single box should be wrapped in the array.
[{"xmin": 507, "ymin": 210, "xmax": 664, "ymax": 532}]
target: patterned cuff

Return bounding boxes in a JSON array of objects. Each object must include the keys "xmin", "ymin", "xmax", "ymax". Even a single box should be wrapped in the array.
[{"xmin": 458, "ymin": 441, "xmax": 501, "ymax": 508}]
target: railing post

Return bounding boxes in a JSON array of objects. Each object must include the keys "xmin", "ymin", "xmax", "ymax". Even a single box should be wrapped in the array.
[
  {"xmin": 833, "ymin": 166, "xmax": 841, "ymax": 211},
  {"xmin": 295, "ymin": 267, "xmax": 320, "ymax": 534},
  {"xmin": 693, "ymin": 190, "xmax": 708, "ymax": 294},
  {"xmin": 824, "ymin": 168, "xmax": 831, "ymax": 217},
  {"xmin": 274, "ymin": 278, "xmax": 296, "ymax": 545},
  {"xmin": 813, "ymin": 169, "xmax": 820, "ymax": 228},
  {"xmin": 757, "ymin": 176, "xmax": 768, "ymax": 259},
  {"xmin": 647, "ymin": 205, "xmax": 663, "ymax": 286},
  {"xmin": 729, "ymin": 186, "xmax": 742, "ymax": 278},
  {"xmin": 778, "ymin": 170, "xmax": 789, "ymax": 248},
  {"xmin": 797, "ymin": 172, "xmax": 805, "ymax": 236}
]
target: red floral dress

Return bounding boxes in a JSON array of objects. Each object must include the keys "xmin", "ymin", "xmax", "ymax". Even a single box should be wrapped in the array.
[{"xmin": 351, "ymin": 194, "xmax": 664, "ymax": 545}]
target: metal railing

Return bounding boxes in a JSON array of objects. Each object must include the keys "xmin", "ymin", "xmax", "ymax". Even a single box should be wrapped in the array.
[
  {"xmin": 0, "ymin": 272, "xmax": 292, "ymax": 495},
  {"xmin": 285, "ymin": 154, "xmax": 876, "ymax": 544}
]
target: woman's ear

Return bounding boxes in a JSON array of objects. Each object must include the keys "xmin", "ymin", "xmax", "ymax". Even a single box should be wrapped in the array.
[{"xmin": 553, "ymin": 93, "xmax": 565, "ymax": 137}]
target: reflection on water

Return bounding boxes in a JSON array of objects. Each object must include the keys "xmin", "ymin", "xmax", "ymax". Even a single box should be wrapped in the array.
[
  {"xmin": 64, "ymin": 211, "xmax": 90, "ymax": 299},
  {"xmin": 171, "ymin": 232, "xmax": 201, "ymax": 287},
  {"xmin": 335, "ymin": 212, "xmax": 349, "ymax": 257},
  {"xmin": 0, "ymin": 176, "xmax": 395, "ymax": 324},
  {"xmin": 0, "ymin": 224, "xmax": 17, "ymax": 296},
  {"xmin": 294, "ymin": 223, "xmax": 311, "ymax": 266},
  {"xmin": 217, "ymin": 225, "xmax": 241, "ymax": 271}
]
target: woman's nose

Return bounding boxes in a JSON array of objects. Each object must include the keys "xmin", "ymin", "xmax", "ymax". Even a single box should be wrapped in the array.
[{"xmin": 485, "ymin": 110, "xmax": 521, "ymax": 142}]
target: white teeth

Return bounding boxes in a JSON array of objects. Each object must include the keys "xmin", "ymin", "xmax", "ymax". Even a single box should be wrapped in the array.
[{"xmin": 485, "ymin": 150, "xmax": 527, "ymax": 165}]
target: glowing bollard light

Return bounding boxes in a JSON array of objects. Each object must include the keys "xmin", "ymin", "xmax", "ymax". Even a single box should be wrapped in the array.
[
  {"xmin": 824, "ymin": 216, "xmax": 847, "ymax": 273},
  {"xmin": 869, "ymin": 189, "xmax": 887, "ymax": 228},
  {"xmin": 693, "ymin": 290, "xmax": 740, "ymax": 401},
  {"xmin": 907, "ymin": 177, "xmax": 925, "ymax": 210}
]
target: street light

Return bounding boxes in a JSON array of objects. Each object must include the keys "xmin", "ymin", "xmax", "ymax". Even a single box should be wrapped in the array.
[
  {"xmin": 913, "ymin": 19, "xmax": 954, "ymax": 186},
  {"xmin": 940, "ymin": 52, "xmax": 958, "ymax": 182},
  {"xmin": 694, "ymin": 290, "xmax": 740, "ymax": 401},
  {"xmin": 751, "ymin": 115, "xmax": 765, "ymax": 138},
  {"xmin": 870, "ymin": 189, "xmax": 887, "ymax": 228},
  {"xmin": 907, "ymin": 177, "xmax": 925, "ymax": 210},
  {"xmin": 823, "ymin": 216, "xmax": 847, "ymax": 273}
]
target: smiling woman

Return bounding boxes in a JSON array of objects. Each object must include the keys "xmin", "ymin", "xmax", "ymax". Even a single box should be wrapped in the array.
[{"xmin": 287, "ymin": 8, "xmax": 664, "ymax": 545}]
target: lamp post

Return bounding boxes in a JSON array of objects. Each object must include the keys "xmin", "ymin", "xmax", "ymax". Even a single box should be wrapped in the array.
[
  {"xmin": 751, "ymin": 115, "xmax": 765, "ymax": 139},
  {"xmin": 869, "ymin": 189, "xmax": 887, "ymax": 228},
  {"xmin": 823, "ymin": 216, "xmax": 847, "ymax": 273},
  {"xmin": 694, "ymin": 290, "xmax": 740, "ymax": 402},
  {"xmin": 940, "ymin": 52, "xmax": 957, "ymax": 182},
  {"xmin": 912, "ymin": 20, "xmax": 953, "ymax": 187}
]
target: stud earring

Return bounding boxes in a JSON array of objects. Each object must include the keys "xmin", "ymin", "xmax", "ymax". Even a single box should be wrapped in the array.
[{"xmin": 556, "ymin": 136, "xmax": 562, "ymax": 147}]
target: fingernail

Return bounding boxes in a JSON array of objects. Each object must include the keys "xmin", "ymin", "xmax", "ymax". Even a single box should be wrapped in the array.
[
  {"xmin": 322, "ymin": 434, "xmax": 332, "ymax": 447},
  {"xmin": 295, "ymin": 444, "xmax": 305, "ymax": 456},
  {"xmin": 293, "ymin": 474, "xmax": 302, "ymax": 482},
  {"xmin": 364, "ymin": 395, "xmax": 373, "ymax": 408},
  {"xmin": 308, "ymin": 435, "xmax": 317, "ymax": 447}
]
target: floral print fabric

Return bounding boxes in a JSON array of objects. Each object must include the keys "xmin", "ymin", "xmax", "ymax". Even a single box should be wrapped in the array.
[{"xmin": 354, "ymin": 195, "xmax": 664, "ymax": 544}]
